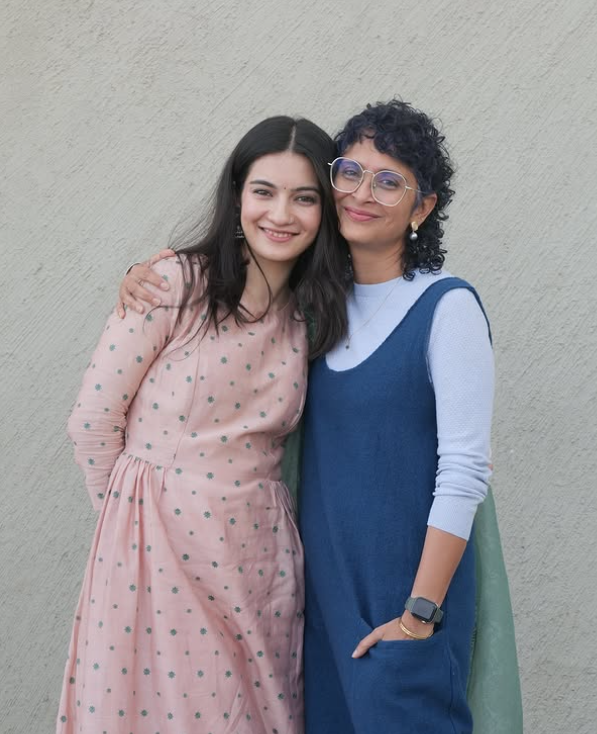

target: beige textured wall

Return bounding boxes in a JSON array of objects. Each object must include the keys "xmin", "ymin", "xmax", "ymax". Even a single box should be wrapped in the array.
[{"xmin": 1, "ymin": 1, "xmax": 596, "ymax": 732}]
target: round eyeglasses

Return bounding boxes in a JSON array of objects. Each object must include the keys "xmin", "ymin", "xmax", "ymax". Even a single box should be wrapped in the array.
[{"xmin": 328, "ymin": 157, "xmax": 425, "ymax": 207}]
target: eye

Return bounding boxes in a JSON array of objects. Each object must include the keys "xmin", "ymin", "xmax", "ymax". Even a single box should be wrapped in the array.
[
  {"xmin": 334, "ymin": 159, "xmax": 360, "ymax": 177},
  {"xmin": 252, "ymin": 188, "xmax": 273, "ymax": 197},
  {"xmin": 296, "ymin": 194, "xmax": 319, "ymax": 205},
  {"xmin": 340, "ymin": 165, "xmax": 360, "ymax": 179},
  {"xmin": 375, "ymin": 173, "xmax": 405, "ymax": 191}
]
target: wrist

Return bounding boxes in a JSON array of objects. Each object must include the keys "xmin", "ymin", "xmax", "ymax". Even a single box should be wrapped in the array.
[
  {"xmin": 401, "ymin": 609, "xmax": 434, "ymax": 634},
  {"xmin": 404, "ymin": 594, "xmax": 444, "ymax": 624}
]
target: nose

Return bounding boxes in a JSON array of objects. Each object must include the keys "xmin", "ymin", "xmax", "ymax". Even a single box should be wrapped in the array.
[
  {"xmin": 268, "ymin": 195, "xmax": 293, "ymax": 225},
  {"xmin": 351, "ymin": 171, "xmax": 375, "ymax": 204}
]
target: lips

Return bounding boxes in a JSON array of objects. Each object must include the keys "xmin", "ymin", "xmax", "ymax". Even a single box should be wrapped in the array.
[
  {"xmin": 343, "ymin": 206, "xmax": 380, "ymax": 223},
  {"xmin": 260, "ymin": 227, "xmax": 298, "ymax": 242}
]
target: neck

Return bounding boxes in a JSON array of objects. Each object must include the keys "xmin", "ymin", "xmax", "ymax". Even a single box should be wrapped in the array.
[
  {"xmin": 349, "ymin": 240, "xmax": 404, "ymax": 284},
  {"xmin": 242, "ymin": 254, "xmax": 294, "ymax": 316}
]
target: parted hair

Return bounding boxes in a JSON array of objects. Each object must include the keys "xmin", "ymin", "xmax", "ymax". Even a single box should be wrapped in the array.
[{"xmin": 174, "ymin": 115, "xmax": 349, "ymax": 358}]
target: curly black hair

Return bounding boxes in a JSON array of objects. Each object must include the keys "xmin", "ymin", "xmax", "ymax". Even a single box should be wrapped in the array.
[{"xmin": 334, "ymin": 99, "xmax": 454, "ymax": 280}]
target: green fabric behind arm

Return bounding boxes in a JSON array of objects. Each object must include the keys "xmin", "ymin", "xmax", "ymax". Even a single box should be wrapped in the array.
[{"xmin": 468, "ymin": 487, "xmax": 523, "ymax": 733}]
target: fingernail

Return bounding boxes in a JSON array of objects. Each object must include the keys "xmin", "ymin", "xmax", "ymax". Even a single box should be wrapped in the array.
[
  {"xmin": 160, "ymin": 282, "xmax": 170, "ymax": 290},
  {"xmin": 351, "ymin": 649, "xmax": 358, "ymax": 658},
  {"xmin": 152, "ymin": 298, "xmax": 161, "ymax": 306},
  {"xmin": 136, "ymin": 306, "xmax": 144, "ymax": 313}
]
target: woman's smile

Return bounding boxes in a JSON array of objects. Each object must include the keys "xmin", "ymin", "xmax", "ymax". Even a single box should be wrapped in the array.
[
  {"xmin": 259, "ymin": 226, "xmax": 299, "ymax": 242},
  {"xmin": 343, "ymin": 205, "xmax": 380, "ymax": 222}
]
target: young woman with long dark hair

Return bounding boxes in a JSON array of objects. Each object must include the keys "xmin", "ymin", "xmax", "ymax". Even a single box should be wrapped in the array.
[{"xmin": 57, "ymin": 115, "xmax": 348, "ymax": 734}]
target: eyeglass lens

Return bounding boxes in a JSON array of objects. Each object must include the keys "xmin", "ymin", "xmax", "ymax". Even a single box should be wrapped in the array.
[{"xmin": 330, "ymin": 158, "xmax": 407, "ymax": 205}]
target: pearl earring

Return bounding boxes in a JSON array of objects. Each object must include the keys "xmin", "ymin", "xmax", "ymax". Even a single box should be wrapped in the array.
[{"xmin": 409, "ymin": 221, "xmax": 419, "ymax": 241}]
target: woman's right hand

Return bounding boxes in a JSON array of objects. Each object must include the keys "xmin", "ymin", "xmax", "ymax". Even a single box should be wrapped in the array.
[{"xmin": 117, "ymin": 249, "xmax": 176, "ymax": 318}]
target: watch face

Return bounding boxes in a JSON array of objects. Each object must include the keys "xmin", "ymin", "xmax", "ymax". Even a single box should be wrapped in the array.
[{"xmin": 411, "ymin": 597, "xmax": 437, "ymax": 621}]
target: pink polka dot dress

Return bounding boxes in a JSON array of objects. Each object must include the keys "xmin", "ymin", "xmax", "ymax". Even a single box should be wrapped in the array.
[{"xmin": 57, "ymin": 256, "xmax": 307, "ymax": 734}]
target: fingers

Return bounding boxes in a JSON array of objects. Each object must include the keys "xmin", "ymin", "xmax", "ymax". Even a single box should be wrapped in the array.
[
  {"xmin": 118, "ymin": 283, "xmax": 145, "ymax": 315},
  {"xmin": 137, "ymin": 264, "xmax": 170, "ymax": 294},
  {"xmin": 127, "ymin": 282, "xmax": 160, "ymax": 313},
  {"xmin": 132, "ymin": 263, "xmax": 170, "ymax": 292},
  {"xmin": 118, "ymin": 272, "xmax": 154, "ymax": 316},
  {"xmin": 351, "ymin": 628, "xmax": 384, "ymax": 658},
  {"xmin": 147, "ymin": 248, "xmax": 176, "ymax": 267},
  {"xmin": 116, "ymin": 253, "xmax": 174, "ymax": 317}
]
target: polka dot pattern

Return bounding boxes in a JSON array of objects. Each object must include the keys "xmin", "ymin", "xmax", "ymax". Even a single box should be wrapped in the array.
[{"xmin": 59, "ymin": 257, "xmax": 307, "ymax": 733}]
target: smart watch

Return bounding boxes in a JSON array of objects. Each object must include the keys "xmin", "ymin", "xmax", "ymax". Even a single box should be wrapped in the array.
[{"xmin": 404, "ymin": 596, "xmax": 444, "ymax": 624}]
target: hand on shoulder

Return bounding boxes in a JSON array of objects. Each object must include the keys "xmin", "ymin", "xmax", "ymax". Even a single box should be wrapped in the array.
[{"xmin": 117, "ymin": 249, "xmax": 182, "ymax": 317}]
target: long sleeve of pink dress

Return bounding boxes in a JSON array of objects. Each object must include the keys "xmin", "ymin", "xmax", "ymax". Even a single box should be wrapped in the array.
[{"xmin": 67, "ymin": 260, "xmax": 182, "ymax": 511}]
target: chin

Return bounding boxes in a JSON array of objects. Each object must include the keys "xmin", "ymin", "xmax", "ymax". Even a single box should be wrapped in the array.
[
  {"xmin": 339, "ymin": 223, "xmax": 368, "ymax": 243},
  {"xmin": 252, "ymin": 246, "xmax": 304, "ymax": 267}
]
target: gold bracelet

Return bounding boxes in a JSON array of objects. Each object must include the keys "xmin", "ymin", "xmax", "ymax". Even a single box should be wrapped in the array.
[{"xmin": 399, "ymin": 618, "xmax": 433, "ymax": 640}]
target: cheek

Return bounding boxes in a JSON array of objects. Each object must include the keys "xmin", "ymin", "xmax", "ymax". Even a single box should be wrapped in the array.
[
  {"xmin": 333, "ymin": 190, "xmax": 345, "ymax": 208},
  {"xmin": 387, "ymin": 210, "xmax": 409, "ymax": 232},
  {"xmin": 240, "ymin": 199, "xmax": 261, "ymax": 230}
]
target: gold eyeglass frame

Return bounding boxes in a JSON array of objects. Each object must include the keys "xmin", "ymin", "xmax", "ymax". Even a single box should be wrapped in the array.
[{"xmin": 328, "ymin": 157, "xmax": 426, "ymax": 207}]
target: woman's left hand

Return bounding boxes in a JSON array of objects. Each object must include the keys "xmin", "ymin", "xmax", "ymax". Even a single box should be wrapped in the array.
[
  {"xmin": 116, "ymin": 249, "xmax": 175, "ymax": 318},
  {"xmin": 351, "ymin": 616, "xmax": 433, "ymax": 658}
]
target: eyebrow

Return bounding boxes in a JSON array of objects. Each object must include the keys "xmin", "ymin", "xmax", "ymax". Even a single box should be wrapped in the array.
[
  {"xmin": 343, "ymin": 157, "xmax": 405, "ymax": 174},
  {"xmin": 353, "ymin": 162, "xmax": 404, "ymax": 175},
  {"xmin": 249, "ymin": 179, "xmax": 320, "ymax": 193}
]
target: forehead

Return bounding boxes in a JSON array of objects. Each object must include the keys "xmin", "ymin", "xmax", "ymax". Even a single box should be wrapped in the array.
[
  {"xmin": 246, "ymin": 151, "xmax": 318, "ymax": 186},
  {"xmin": 343, "ymin": 138, "xmax": 414, "ymax": 179}
]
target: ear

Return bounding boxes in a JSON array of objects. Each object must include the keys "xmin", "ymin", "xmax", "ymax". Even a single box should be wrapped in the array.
[{"xmin": 412, "ymin": 192, "xmax": 437, "ymax": 227}]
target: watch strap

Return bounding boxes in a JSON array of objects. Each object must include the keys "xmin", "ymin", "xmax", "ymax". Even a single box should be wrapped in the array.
[{"xmin": 404, "ymin": 595, "xmax": 444, "ymax": 624}]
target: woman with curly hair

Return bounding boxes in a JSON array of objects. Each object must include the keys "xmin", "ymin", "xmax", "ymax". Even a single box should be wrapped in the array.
[
  {"xmin": 300, "ymin": 100, "xmax": 497, "ymax": 733},
  {"xmin": 118, "ymin": 100, "xmax": 521, "ymax": 733}
]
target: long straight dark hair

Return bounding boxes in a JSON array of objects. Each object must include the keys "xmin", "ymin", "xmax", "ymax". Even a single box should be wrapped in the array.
[{"xmin": 175, "ymin": 116, "xmax": 349, "ymax": 358}]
